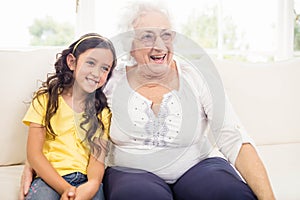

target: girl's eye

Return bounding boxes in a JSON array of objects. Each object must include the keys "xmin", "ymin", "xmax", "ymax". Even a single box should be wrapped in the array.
[
  {"xmin": 87, "ymin": 61, "xmax": 95, "ymax": 66},
  {"xmin": 101, "ymin": 66, "xmax": 110, "ymax": 72}
]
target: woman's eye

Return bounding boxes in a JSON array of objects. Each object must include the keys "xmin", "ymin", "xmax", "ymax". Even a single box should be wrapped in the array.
[
  {"xmin": 141, "ymin": 34, "xmax": 154, "ymax": 41},
  {"xmin": 161, "ymin": 32, "xmax": 172, "ymax": 40}
]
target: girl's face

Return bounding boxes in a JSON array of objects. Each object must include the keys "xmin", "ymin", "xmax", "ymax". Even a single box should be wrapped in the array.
[
  {"xmin": 68, "ymin": 48, "xmax": 114, "ymax": 94},
  {"xmin": 131, "ymin": 11, "xmax": 175, "ymax": 76}
]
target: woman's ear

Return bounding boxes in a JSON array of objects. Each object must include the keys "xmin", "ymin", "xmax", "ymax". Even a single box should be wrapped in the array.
[
  {"xmin": 66, "ymin": 53, "xmax": 76, "ymax": 70},
  {"xmin": 127, "ymin": 53, "xmax": 137, "ymax": 66}
]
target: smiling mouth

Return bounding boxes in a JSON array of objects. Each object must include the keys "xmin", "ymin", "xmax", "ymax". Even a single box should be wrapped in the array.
[
  {"xmin": 150, "ymin": 54, "xmax": 166, "ymax": 63},
  {"xmin": 86, "ymin": 77, "xmax": 99, "ymax": 85}
]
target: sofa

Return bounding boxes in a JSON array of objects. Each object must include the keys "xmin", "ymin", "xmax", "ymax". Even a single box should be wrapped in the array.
[{"xmin": 0, "ymin": 48, "xmax": 299, "ymax": 200}]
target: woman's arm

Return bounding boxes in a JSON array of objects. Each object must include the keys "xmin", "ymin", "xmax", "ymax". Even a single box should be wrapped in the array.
[
  {"xmin": 235, "ymin": 143, "xmax": 275, "ymax": 200},
  {"xmin": 19, "ymin": 160, "xmax": 34, "ymax": 200},
  {"xmin": 27, "ymin": 122, "xmax": 73, "ymax": 195}
]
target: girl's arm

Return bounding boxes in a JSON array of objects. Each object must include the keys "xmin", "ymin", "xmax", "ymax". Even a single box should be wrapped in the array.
[
  {"xmin": 27, "ymin": 122, "xmax": 73, "ymax": 195},
  {"xmin": 235, "ymin": 143, "xmax": 275, "ymax": 200},
  {"xmin": 74, "ymin": 140, "xmax": 107, "ymax": 199}
]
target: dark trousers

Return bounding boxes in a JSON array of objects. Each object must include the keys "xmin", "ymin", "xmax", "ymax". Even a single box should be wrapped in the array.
[{"xmin": 103, "ymin": 157, "xmax": 257, "ymax": 200}]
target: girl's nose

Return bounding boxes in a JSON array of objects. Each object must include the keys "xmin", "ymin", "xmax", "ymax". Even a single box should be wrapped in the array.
[{"xmin": 90, "ymin": 66, "xmax": 102, "ymax": 77}]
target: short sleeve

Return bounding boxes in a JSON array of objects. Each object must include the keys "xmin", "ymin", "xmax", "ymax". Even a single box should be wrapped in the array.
[
  {"xmin": 216, "ymin": 95, "xmax": 256, "ymax": 164},
  {"xmin": 97, "ymin": 107, "xmax": 112, "ymax": 141},
  {"xmin": 22, "ymin": 93, "xmax": 47, "ymax": 127},
  {"xmin": 193, "ymin": 67, "xmax": 255, "ymax": 165},
  {"xmin": 202, "ymin": 89, "xmax": 256, "ymax": 164}
]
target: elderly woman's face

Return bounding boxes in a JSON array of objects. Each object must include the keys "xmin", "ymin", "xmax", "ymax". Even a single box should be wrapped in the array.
[{"xmin": 131, "ymin": 11, "xmax": 175, "ymax": 73}]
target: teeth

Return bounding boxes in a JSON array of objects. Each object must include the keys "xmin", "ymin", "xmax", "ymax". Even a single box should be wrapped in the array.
[
  {"xmin": 151, "ymin": 55, "xmax": 165, "ymax": 60},
  {"xmin": 87, "ymin": 78, "xmax": 98, "ymax": 84}
]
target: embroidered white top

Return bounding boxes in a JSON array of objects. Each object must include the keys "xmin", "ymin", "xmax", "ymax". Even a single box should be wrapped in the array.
[{"xmin": 103, "ymin": 58, "xmax": 254, "ymax": 183}]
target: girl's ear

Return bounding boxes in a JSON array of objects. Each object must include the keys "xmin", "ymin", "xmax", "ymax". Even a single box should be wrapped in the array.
[{"xmin": 66, "ymin": 53, "xmax": 76, "ymax": 70}]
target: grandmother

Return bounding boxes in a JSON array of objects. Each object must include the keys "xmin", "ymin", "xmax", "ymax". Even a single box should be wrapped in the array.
[{"xmin": 101, "ymin": 1, "xmax": 275, "ymax": 200}]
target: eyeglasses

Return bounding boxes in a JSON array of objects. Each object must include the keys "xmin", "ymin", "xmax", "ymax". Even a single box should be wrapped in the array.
[{"xmin": 135, "ymin": 30, "xmax": 175, "ymax": 47}]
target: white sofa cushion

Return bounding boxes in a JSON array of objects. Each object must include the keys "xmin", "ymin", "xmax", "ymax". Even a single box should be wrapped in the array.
[
  {"xmin": 0, "ymin": 48, "xmax": 61, "ymax": 166},
  {"xmin": 257, "ymin": 143, "xmax": 300, "ymax": 200},
  {"xmin": 0, "ymin": 164, "xmax": 24, "ymax": 200},
  {"xmin": 213, "ymin": 58, "xmax": 300, "ymax": 145}
]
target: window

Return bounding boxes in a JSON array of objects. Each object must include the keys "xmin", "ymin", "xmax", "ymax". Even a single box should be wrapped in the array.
[
  {"xmin": 179, "ymin": 0, "xmax": 278, "ymax": 62},
  {"xmin": 294, "ymin": 0, "xmax": 300, "ymax": 55},
  {"xmin": 92, "ymin": 0, "xmax": 293, "ymax": 62},
  {"xmin": 1, "ymin": 0, "xmax": 298, "ymax": 62},
  {"xmin": 0, "ymin": 0, "xmax": 76, "ymax": 49}
]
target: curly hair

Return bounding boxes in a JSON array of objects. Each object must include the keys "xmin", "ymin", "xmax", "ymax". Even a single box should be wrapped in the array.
[{"xmin": 33, "ymin": 33, "xmax": 117, "ymax": 156}]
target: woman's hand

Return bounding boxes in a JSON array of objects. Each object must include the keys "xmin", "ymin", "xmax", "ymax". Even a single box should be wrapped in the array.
[{"xmin": 19, "ymin": 162, "xmax": 35, "ymax": 200}]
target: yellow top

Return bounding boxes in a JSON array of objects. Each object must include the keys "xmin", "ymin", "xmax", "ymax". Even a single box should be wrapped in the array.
[{"xmin": 23, "ymin": 93, "xmax": 111, "ymax": 176}]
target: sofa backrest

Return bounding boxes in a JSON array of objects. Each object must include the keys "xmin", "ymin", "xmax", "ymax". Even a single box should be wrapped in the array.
[
  {"xmin": 0, "ymin": 48, "xmax": 61, "ymax": 166},
  {"xmin": 213, "ymin": 58, "xmax": 300, "ymax": 145}
]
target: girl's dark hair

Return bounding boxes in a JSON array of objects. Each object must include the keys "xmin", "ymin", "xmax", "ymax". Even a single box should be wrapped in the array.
[{"xmin": 33, "ymin": 33, "xmax": 117, "ymax": 156}]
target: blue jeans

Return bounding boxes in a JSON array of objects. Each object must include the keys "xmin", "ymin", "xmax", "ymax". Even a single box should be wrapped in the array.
[{"xmin": 25, "ymin": 172, "xmax": 105, "ymax": 200}]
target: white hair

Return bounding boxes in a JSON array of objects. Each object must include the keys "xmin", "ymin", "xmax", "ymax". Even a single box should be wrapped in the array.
[
  {"xmin": 115, "ymin": 0, "xmax": 174, "ymax": 67},
  {"xmin": 117, "ymin": 0, "xmax": 173, "ymax": 33}
]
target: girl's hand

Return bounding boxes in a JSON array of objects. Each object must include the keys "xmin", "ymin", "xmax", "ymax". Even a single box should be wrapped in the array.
[
  {"xmin": 60, "ymin": 186, "xmax": 76, "ymax": 200},
  {"xmin": 74, "ymin": 180, "xmax": 99, "ymax": 200}
]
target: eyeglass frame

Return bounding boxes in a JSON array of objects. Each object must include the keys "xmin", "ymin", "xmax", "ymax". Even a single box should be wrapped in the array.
[{"xmin": 134, "ymin": 29, "xmax": 176, "ymax": 47}]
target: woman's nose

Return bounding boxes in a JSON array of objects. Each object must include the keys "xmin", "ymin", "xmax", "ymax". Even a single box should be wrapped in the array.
[{"xmin": 153, "ymin": 36, "xmax": 168, "ymax": 50}]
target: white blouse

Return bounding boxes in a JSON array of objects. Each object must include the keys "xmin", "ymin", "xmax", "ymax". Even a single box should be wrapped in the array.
[{"xmin": 103, "ymin": 58, "xmax": 254, "ymax": 183}]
